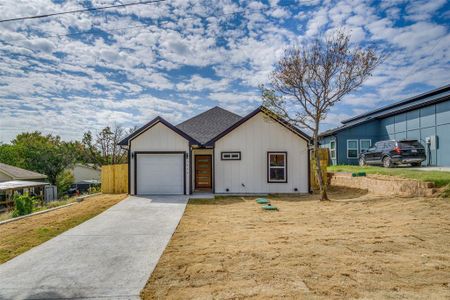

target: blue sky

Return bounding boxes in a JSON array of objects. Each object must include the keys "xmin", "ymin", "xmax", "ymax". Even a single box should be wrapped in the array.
[{"xmin": 0, "ymin": 0, "xmax": 449, "ymax": 143}]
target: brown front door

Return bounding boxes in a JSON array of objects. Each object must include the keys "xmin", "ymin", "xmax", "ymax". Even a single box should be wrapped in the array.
[{"xmin": 195, "ymin": 155, "xmax": 212, "ymax": 189}]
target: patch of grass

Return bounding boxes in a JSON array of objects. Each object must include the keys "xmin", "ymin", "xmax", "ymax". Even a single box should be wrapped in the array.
[
  {"xmin": 0, "ymin": 194, "xmax": 127, "ymax": 264},
  {"xmin": 328, "ymin": 165, "xmax": 450, "ymax": 187},
  {"xmin": 0, "ymin": 211, "xmax": 13, "ymax": 222},
  {"xmin": 0, "ymin": 196, "xmax": 79, "ymax": 223},
  {"xmin": 441, "ymin": 185, "xmax": 450, "ymax": 198}
]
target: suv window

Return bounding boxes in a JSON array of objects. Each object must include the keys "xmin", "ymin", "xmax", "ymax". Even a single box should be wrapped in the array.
[
  {"xmin": 385, "ymin": 141, "xmax": 395, "ymax": 149},
  {"xmin": 398, "ymin": 140, "xmax": 424, "ymax": 149}
]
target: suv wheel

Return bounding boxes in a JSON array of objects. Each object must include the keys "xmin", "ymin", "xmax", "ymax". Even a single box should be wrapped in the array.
[
  {"xmin": 383, "ymin": 156, "xmax": 393, "ymax": 168},
  {"xmin": 359, "ymin": 157, "xmax": 366, "ymax": 167}
]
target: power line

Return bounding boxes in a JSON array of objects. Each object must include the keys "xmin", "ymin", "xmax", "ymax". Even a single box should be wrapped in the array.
[
  {"xmin": 2, "ymin": 0, "xmax": 313, "ymax": 44},
  {"xmin": 0, "ymin": 0, "xmax": 167, "ymax": 23}
]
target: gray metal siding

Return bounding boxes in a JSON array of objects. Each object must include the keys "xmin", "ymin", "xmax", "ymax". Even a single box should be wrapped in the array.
[{"xmin": 437, "ymin": 124, "xmax": 450, "ymax": 166}]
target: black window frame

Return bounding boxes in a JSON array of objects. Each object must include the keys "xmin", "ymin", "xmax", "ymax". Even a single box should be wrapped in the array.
[
  {"xmin": 267, "ymin": 152, "xmax": 288, "ymax": 183},
  {"xmin": 221, "ymin": 151, "xmax": 241, "ymax": 161}
]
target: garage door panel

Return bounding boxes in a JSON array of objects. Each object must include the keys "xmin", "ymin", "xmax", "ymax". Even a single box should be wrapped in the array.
[{"xmin": 136, "ymin": 154, "xmax": 184, "ymax": 195}]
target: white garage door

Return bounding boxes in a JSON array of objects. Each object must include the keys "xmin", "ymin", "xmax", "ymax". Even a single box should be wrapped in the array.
[{"xmin": 136, "ymin": 153, "xmax": 184, "ymax": 195}]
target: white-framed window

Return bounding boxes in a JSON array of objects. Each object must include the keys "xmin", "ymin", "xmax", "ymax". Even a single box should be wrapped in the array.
[
  {"xmin": 267, "ymin": 152, "xmax": 287, "ymax": 183},
  {"xmin": 347, "ymin": 140, "xmax": 359, "ymax": 159},
  {"xmin": 360, "ymin": 139, "xmax": 372, "ymax": 153},
  {"xmin": 221, "ymin": 151, "xmax": 241, "ymax": 160},
  {"xmin": 330, "ymin": 140, "xmax": 336, "ymax": 159}
]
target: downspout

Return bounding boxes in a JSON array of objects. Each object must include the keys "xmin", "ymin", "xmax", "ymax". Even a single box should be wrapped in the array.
[
  {"xmin": 307, "ymin": 141, "xmax": 312, "ymax": 193},
  {"xmin": 127, "ymin": 146, "xmax": 131, "ymax": 194}
]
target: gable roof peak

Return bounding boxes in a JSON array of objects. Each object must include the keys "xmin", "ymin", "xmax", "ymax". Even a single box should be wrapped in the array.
[
  {"xmin": 175, "ymin": 106, "xmax": 243, "ymax": 145},
  {"xmin": 205, "ymin": 105, "xmax": 311, "ymax": 145},
  {"xmin": 118, "ymin": 115, "xmax": 199, "ymax": 146}
]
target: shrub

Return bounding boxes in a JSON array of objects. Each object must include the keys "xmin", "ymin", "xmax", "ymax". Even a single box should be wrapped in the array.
[
  {"xmin": 12, "ymin": 194, "xmax": 34, "ymax": 217},
  {"xmin": 56, "ymin": 170, "xmax": 74, "ymax": 197},
  {"xmin": 88, "ymin": 185, "xmax": 101, "ymax": 194}
]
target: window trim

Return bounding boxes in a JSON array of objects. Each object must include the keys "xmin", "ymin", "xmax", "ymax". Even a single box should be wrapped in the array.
[
  {"xmin": 330, "ymin": 140, "xmax": 336, "ymax": 159},
  {"xmin": 221, "ymin": 151, "xmax": 241, "ymax": 161},
  {"xmin": 359, "ymin": 139, "xmax": 372, "ymax": 153},
  {"xmin": 346, "ymin": 139, "xmax": 359, "ymax": 159},
  {"xmin": 267, "ymin": 152, "xmax": 288, "ymax": 183}
]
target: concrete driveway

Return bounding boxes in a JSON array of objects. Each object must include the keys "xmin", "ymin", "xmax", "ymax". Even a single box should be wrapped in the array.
[{"xmin": 0, "ymin": 195, "xmax": 188, "ymax": 300}]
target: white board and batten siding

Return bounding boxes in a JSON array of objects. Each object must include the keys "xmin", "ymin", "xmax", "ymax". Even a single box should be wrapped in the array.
[
  {"xmin": 129, "ymin": 122, "xmax": 190, "ymax": 195},
  {"xmin": 215, "ymin": 112, "xmax": 309, "ymax": 194}
]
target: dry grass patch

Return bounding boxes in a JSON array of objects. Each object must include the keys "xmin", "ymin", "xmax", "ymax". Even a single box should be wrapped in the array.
[
  {"xmin": 0, "ymin": 193, "xmax": 127, "ymax": 264},
  {"xmin": 142, "ymin": 188, "xmax": 450, "ymax": 299}
]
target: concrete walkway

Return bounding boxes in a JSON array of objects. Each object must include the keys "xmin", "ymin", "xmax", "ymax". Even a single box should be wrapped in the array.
[{"xmin": 0, "ymin": 195, "xmax": 188, "ymax": 300}]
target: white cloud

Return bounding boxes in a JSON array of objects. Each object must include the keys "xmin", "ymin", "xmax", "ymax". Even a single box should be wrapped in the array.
[
  {"xmin": 0, "ymin": 0, "xmax": 448, "ymax": 140},
  {"xmin": 176, "ymin": 75, "xmax": 229, "ymax": 92}
]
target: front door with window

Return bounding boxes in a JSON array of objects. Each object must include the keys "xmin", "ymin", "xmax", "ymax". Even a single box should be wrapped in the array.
[{"xmin": 195, "ymin": 155, "xmax": 212, "ymax": 189}]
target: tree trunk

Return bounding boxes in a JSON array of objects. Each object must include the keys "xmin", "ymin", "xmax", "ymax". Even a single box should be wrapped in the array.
[{"xmin": 313, "ymin": 131, "xmax": 329, "ymax": 201}]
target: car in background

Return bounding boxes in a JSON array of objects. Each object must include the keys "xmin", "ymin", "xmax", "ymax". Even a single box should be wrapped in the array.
[
  {"xmin": 359, "ymin": 139, "xmax": 426, "ymax": 168},
  {"xmin": 65, "ymin": 180, "xmax": 101, "ymax": 197}
]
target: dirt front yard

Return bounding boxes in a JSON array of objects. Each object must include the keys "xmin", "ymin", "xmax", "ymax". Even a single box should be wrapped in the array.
[
  {"xmin": 0, "ymin": 193, "xmax": 127, "ymax": 264},
  {"xmin": 142, "ymin": 188, "xmax": 450, "ymax": 299}
]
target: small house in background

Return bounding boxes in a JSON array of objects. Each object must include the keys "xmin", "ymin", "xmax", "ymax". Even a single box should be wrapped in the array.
[
  {"xmin": 67, "ymin": 164, "xmax": 101, "ymax": 195},
  {"xmin": 320, "ymin": 84, "xmax": 450, "ymax": 166},
  {"xmin": 0, "ymin": 162, "xmax": 47, "ymax": 182},
  {"xmin": 70, "ymin": 164, "xmax": 101, "ymax": 183},
  {"xmin": 0, "ymin": 163, "xmax": 56, "ymax": 213}
]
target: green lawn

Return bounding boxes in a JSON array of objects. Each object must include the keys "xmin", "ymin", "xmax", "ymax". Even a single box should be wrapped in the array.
[{"xmin": 328, "ymin": 165, "xmax": 450, "ymax": 188}]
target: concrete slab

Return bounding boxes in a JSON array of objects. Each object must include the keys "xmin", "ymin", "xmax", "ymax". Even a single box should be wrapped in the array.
[
  {"xmin": 0, "ymin": 195, "xmax": 188, "ymax": 300},
  {"xmin": 190, "ymin": 193, "xmax": 215, "ymax": 199},
  {"xmin": 410, "ymin": 166, "xmax": 450, "ymax": 172}
]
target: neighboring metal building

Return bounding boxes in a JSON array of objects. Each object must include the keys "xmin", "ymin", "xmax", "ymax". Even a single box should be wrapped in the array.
[{"xmin": 320, "ymin": 84, "xmax": 450, "ymax": 166}]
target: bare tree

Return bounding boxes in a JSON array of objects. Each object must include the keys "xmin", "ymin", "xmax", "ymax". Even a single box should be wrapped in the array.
[
  {"xmin": 262, "ymin": 31, "xmax": 382, "ymax": 200},
  {"xmin": 82, "ymin": 124, "xmax": 132, "ymax": 166}
]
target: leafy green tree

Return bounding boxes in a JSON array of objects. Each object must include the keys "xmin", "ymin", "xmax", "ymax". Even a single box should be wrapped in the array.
[
  {"xmin": 0, "ymin": 144, "xmax": 21, "ymax": 167},
  {"xmin": 56, "ymin": 170, "xmax": 75, "ymax": 196},
  {"xmin": 11, "ymin": 132, "xmax": 76, "ymax": 185}
]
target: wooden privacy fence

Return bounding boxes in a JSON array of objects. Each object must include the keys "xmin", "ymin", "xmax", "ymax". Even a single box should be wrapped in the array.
[
  {"xmin": 310, "ymin": 148, "xmax": 329, "ymax": 190},
  {"xmin": 101, "ymin": 164, "xmax": 128, "ymax": 194}
]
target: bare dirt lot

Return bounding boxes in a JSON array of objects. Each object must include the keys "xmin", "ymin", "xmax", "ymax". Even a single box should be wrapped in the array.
[{"xmin": 142, "ymin": 188, "xmax": 450, "ymax": 299}]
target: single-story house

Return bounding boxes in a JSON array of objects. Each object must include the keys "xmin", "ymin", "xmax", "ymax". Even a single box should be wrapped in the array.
[
  {"xmin": 0, "ymin": 163, "xmax": 47, "ymax": 182},
  {"xmin": 0, "ymin": 164, "xmax": 53, "ymax": 212},
  {"xmin": 69, "ymin": 163, "xmax": 101, "ymax": 183},
  {"xmin": 0, "ymin": 181, "xmax": 55, "ymax": 213},
  {"xmin": 119, "ymin": 106, "xmax": 311, "ymax": 195},
  {"xmin": 320, "ymin": 84, "xmax": 450, "ymax": 166},
  {"xmin": 0, "ymin": 162, "xmax": 47, "ymax": 182}
]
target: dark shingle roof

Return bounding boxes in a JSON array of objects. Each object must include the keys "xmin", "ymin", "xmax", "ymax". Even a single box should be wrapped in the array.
[
  {"xmin": 0, "ymin": 163, "xmax": 47, "ymax": 180},
  {"xmin": 176, "ymin": 106, "xmax": 242, "ymax": 144}
]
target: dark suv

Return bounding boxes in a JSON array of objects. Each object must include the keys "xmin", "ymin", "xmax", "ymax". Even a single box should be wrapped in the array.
[{"xmin": 359, "ymin": 139, "xmax": 426, "ymax": 168}]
